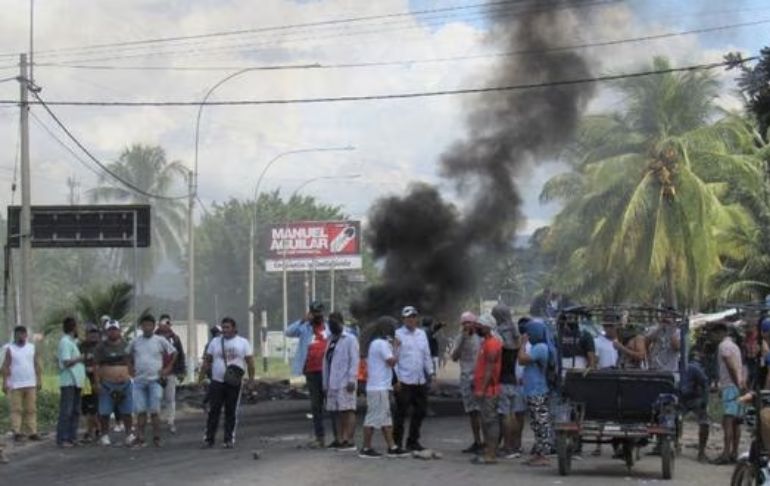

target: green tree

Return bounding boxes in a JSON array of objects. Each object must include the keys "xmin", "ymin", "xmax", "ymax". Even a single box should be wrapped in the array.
[
  {"xmin": 43, "ymin": 281, "xmax": 134, "ymax": 335},
  {"xmin": 542, "ymin": 58, "xmax": 760, "ymax": 308},
  {"xmin": 89, "ymin": 144, "xmax": 187, "ymax": 294},
  {"xmin": 194, "ymin": 191, "xmax": 372, "ymax": 333}
]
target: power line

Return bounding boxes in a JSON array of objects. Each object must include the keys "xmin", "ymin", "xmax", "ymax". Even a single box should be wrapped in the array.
[
  {"xmin": 30, "ymin": 92, "xmax": 190, "ymax": 200},
  {"xmin": 0, "ymin": 0, "xmax": 593, "ymax": 59},
  {"xmin": 23, "ymin": 18, "xmax": 770, "ymax": 73},
  {"xmin": 1, "ymin": 57, "xmax": 756, "ymax": 108}
]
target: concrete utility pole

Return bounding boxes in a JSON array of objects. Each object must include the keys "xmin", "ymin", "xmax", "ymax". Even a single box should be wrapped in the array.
[
  {"xmin": 186, "ymin": 171, "xmax": 196, "ymax": 382},
  {"xmin": 18, "ymin": 54, "xmax": 33, "ymax": 331}
]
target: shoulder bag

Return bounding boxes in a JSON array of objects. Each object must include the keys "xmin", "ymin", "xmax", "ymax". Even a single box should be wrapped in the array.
[{"xmin": 221, "ymin": 336, "xmax": 245, "ymax": 387}]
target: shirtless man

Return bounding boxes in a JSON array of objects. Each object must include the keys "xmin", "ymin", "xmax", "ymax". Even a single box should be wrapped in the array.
[{"xmin": 94, "ymin": 320, "xmax": 135, "ymax": 447}]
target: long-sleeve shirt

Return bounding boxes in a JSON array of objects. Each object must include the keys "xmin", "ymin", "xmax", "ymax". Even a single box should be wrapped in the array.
[
  {"xmin": 395, "ymin": 326, "xmax": 434, "ymax": 385},
  {"xmin": 285, "ymin": 319, "xmax": 329, "ymax": 377},
  {"xmin": 322, "ymin": 332, "xmax": 359, "ymax": 391}
]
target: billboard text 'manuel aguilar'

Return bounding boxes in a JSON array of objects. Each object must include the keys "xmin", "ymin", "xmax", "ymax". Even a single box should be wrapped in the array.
[{"xmin": 263, "ymin": 221, "xmax": 362, "ymax": 272}]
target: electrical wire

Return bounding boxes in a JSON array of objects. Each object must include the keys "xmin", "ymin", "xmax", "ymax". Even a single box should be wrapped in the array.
[
  {"xmin": 30, "ymin": 92, "xmax": 190, "ymax": 200},
  {"xmin": 1, "ymin": 57, "xmax": 756, "ymax": 108},
  {"xmin": 25, "ymin": 1, "xmax": 615, "ymax": 66},
  {"xmin": 23, "ymin": 18, "xmax": 770, "ymax": 73},
  {"xmin": 0, "ymin": 0, "xmax": 604, "ymax": 59}
]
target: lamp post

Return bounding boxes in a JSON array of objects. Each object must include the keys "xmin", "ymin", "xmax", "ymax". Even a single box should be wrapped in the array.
[
  {"xmin": 188, "ymin": 66, "xmax": 316, "ymax": 380},
  {"xmin": 247, "ymin": 147, "xmax": 354, "ymax": 352},
  {"xmin": 280, "ymin": 174, "xmax": 361, "ymax": 363}
]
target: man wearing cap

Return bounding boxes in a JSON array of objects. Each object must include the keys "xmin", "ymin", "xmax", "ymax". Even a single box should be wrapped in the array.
[
  {"xmin": 393, "ymin": 305, "xmax": 434, "ymax": 452},
  {"xmin": 471, "ymin": 314, "xmax": 503, "ymax": 465},
  {"xmin": 155, "ymin": 314, "xmax": 186, "ymax": 434},
  {"xmin": 94, "ymin": 320, "xmax": 135, "ymax": 447},
  {"xmin": 451, "ymin": 311, "xmax": 482, "ymax": 454},
  {"xmin": 286, "ymin": 301, "xmax": 330, "ymax": 448}
]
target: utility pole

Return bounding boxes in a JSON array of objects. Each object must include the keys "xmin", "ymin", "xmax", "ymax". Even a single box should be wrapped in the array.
[
  {"xmin": 186, "ymin": 171, "xmax": 196, "ymax": 381},
  {"xmin": 18, "ymin": 54, "xmax": 33, "ymax": 331}
]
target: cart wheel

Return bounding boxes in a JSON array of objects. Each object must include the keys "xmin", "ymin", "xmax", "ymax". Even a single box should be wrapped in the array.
[
  {"xmin": 622, "ymin": 441, "xmax": 635, "ymax": 470},
  {"xmin": 556, "ymin": 432, "xmax": 572, "ymax": 476},
  {"xmin": 729, "ymin": 461, "xmax": 755, "ymax": 486},
  {"xmin": 660, "ymin": 437, "xmax": 674, "ymax": 480}
]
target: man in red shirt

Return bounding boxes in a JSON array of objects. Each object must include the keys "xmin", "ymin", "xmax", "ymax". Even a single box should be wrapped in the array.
[{"xmin": 472, "ymin": 314, "xmax": 503, "ymax": 464}]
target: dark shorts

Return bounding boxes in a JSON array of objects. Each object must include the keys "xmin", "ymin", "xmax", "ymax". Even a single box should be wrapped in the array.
[
  {"xmin": 81, "ymin": 394, "xmax": 98, "ymax": 415},
  {"xmin": 681, "ymin": 397, "xmax": 709, "ymax": 425}
]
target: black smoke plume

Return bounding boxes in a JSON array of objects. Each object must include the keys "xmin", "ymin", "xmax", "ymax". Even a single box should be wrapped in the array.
[{"xmin": 352, "ymin": 1, "xmax": 597, "ymax": 322}]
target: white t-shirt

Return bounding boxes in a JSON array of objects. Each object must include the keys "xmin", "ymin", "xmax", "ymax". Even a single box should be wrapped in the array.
[
  {"xmin": 367, "ymin": 338, "xmax": 394, "ymax": 391},
  {"xmin": 206, "ymin": 335, "xmax": 253, "ymax": 383},
  {"xmin": 6, "ymin": 342, "xmax": 37, "ymax": 389},
  {"xmin": 594, "ymin": 335, "xmax": 618, "ymax": 369}
]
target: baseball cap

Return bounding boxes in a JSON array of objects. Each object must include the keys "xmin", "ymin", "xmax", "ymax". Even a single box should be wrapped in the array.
[
  {"xmin": 104, "ymin": 319, "xmax": 121, "ymax": 331},
  {"xmin": 460, "ymin": 311, "xmax": 478, "ymax": 324},
  {"xmin": 100, "ymin": 315, "xmax": 111, "ymax": 324},
  {"xmin": 477, "ymin": 313, "xmax": 496, "ymax": 329},
  {"xmin": 401, "ymin": 306, "xmax": 419, "ymax": 318}
]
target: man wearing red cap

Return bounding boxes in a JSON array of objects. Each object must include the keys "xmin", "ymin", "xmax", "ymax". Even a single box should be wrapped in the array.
[{"xmin": 451, "ymin": 311, "xmax": 482, "ymax": 454}]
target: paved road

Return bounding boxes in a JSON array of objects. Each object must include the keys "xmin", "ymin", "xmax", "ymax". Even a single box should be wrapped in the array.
[{"xmin": 2, "ymin": 398, "xmax": 735, "ymax": 486}]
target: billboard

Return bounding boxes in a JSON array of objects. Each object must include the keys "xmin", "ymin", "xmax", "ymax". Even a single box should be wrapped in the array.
[
  {"xmin": 7, "ymin": 205, "xmax": 151, "ymax": 248},
  {"xmin": 264, "ymin": 220, "xmax": 362, "ymax": 272}
]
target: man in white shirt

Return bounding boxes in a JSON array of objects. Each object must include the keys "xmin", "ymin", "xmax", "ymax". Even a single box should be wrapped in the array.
[
  {"xmin": 199, "ymin": 317, "xmax": 255, "ymax": 449},
  {"xmin": 393, "ymin": 305, "xmax": 434, "ymax": 452},
  {"xmin": 359, "ymin": 317, "xmax": 408, "ymax": 459},
  {"xmin": 1, "ymin": 326, "xmax": 41, "ymax": 441},
  {"xmin": 594, "ymin": 315, "xmax": 620, "ymax": 370}
]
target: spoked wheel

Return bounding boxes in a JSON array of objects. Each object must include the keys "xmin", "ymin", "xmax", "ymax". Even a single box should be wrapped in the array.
[
  {"xmin": 556, "ymin": 432, "xmax": 572, "ymax": 476},
  {"xmin": 729, "ymin": 461, "xmax": 756, "ymax": 486},
  {"xmin": 660, "ymin": 436, "xmax": 675, "ymax": 480},
  {"xmin": 622, "ymin": 441, "xmax": 635, "ymax": 471}
]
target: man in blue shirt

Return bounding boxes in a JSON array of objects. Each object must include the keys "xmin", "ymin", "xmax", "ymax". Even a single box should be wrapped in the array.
[
  {"xmin": 518, "ymin": 319, "xmax": 553, "ymax": 467},
  {"xmin": 56, "ymin": 317, "xmax": 86, "ymax": 447},
  {"xmin": 680, "ymin": 350, "xmax": 710, "ymax": 463}
]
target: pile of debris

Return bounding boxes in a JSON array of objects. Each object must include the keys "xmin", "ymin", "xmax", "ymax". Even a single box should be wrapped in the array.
[{"xmin": 176, "ymin": 380, "xmax": 309, "ymax": 409}]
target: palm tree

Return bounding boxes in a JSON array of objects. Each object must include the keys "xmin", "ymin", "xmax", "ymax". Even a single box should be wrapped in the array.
[
  {"xmin": 542, "ymin": 57, "xmax": 761, "ymax": 309},
  {"xmin": 43, "ymin": 282, "xmax": 134, "ymax": 335},
  {"xmin": 89, "ymin": 145, "xmax": 187, "ymax": 294}
]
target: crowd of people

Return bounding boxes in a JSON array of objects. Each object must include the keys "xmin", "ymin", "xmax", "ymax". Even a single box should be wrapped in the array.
[{"xmin": 1, "ymin": 296, "xmax": 769, "ymax": 473}]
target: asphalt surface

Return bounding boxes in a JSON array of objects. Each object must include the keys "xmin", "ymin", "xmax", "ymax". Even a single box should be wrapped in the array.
[{"xmin": 0, "ymin": 397, "xmax": 737, "ymax": 486}]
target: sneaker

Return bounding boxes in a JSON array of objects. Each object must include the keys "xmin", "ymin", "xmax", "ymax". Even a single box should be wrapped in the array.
[
  {"xmin": 168, "ymin": 424, "xmax": 177, "ymax": 435},
  {"xmin": 113, "ymin": 423, "xmax": 125, "ymax": 433},
  {"xmin": 406, "ymin": 442, "xmax": 425, "ymax": 452},
  {"xmin": 336, "ymin": 442, "xmax": 357, "ymax": 452},
  {"xmin": 462, "ymin": 442, "xmax": 483, "ymax": 454},
  {"xmin": 130, "ymin": 438, "xmax": 146, "ymax": 449},
  {"xmin": 327, "ymin": 440, "xmax": 343, "ymax": 449},
  {"xmin": 358, "ymin": 448, "xmax": 383, "ymax": 459},
  {"xmin": 12, "ymin": 433, "xmax": 24, "ymax": 443},
  {"xmin": 387, "ymin": 446, "xmax": 410, "ymax": 458},
  {"xmin": 27, "ymin": 434, "xmax": 42, "ymax": 441},
  {"xmin": 223, "ymin": 441, "xmax": 234, "ymax": 449},
  {"xmin": 200, "ymin": 440, "xmax": 214, "ymax": 449},
  {"xmin": 99, "ymin": 434, "xmax": 112, "ymax": 447},
  {"xmin": 124, "ymin": 433, "xmax": 137, "ymax": 447},
  {"xmin": 306, "ymin": 438, "xmax": 325, "ymax": 449},
  {"xmin": 499, "ymin": 448, "xmax": 521, "ymax": 459}
]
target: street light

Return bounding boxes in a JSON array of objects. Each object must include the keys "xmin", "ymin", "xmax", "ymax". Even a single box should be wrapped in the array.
[
  {"xmin": 280, "ymin": 174, "xmax": 361, "ymax": 363},
  {"xmin": 247, "ymin": 146, "xmax": 354, "ymax": 351},
  {"xmin": 188, "ymin": 65, "xmax": 318, "ymax": 380}
]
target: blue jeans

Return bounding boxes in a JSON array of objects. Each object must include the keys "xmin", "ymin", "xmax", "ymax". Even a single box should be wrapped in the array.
[{"xmin": 56, "ymin": 386, "xmax": 81, "ymax": 444}]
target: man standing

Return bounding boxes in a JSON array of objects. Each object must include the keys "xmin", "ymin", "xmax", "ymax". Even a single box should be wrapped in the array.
[
  {"xmin": 286, "ymin": 301, "xmax": 329, "ymax": 448},
  {"xmin": 646, "ymin": 310, "xmax": 681, "ymax": 371},
  {"xmin": 359, "ymin": 316, "xmax": 407, "ymax": 458},
  {"xmin": 56, "ymin": 317, "xmax": 86, "ymax": 447},
  {"xmin": 451, "ymin": 311, "xmax": 481, "ymax": 454},
  {"xmin": 393, "ymin": 305, "xmax": 434, "ymax": 452},
  {"xmin": 471, "ymin": 314, "xmax": 503, "ymax": 465},
  {"xmin": 79, "ymin": 324, "xmax": 101, "ymax": 442},
  {"xmin": 1, "ymin": 326, "xmax": 42, "ymax": 441},
  {"xmin": 492, "ymin": 304, "xmax": 524, "ymax": 459},
  {"xmin": 323, "ymin": 312, "xmax": 359, "ymax": 451},
  {"xmin": 680, "ymin": 350, "xmax": 710, "ymax": 463},
  {"xmin": 127, "ymin": 315, "xmax": 176, "ymax": 447},
  {"xmin": 200, "ymin": 317, "xmax": 255, "ymax": 449},
  {"xmin": 712, "ymin": 321, "xmax": 745, "ymax": 465},
  {"xmin": 156, "ymin": 314, "xmax": 186, "ymax": 434},
  {"xmin": 94, "ymin": 320, "xmax": 135, "ymax": 446}
]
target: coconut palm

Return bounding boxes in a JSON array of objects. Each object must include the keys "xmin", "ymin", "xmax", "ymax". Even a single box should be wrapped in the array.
[
  {"xmin": 542, "ymin": 57, "xmax": 761, "ymax": 309},
  {"xmin": 43, "ymin": 281, "xmax": 134, "ymax": 335},
  {"xmin": 89, "ymin": 144, "xmax": 187, "ymax": 293}
]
